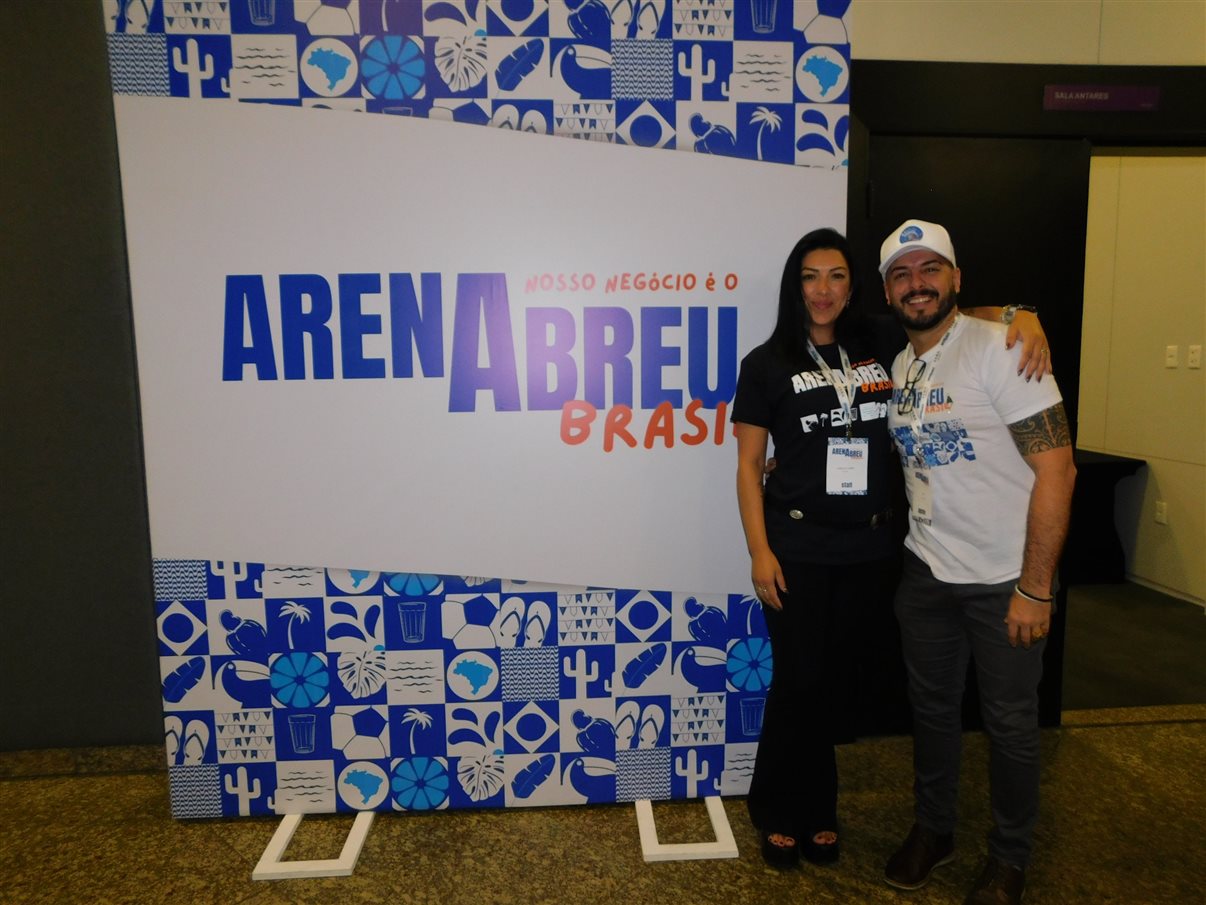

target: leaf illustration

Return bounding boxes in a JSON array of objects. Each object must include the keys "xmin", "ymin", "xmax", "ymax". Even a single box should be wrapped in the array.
[
  {"xmin": 434, "ymin": 35, "xmax": 488, "ymax": 93},
  {"xmin": 457, "ymin": 751, "xmax": 506, "ymax": 801},
  {"xmin": 835, "ymin": 115, "xmax": 850, "ymax": 152},
  {"xmin": 425, "ymin": 1, "xmax": 466, "ymax": 25},
  {"xmin": 797, "ymin": 133, "xmax": 836, "ymax": 154},
  {"xmin": 365, "ymin": 604, "xmax": 381, "ymax": 639},
  {"xmin": 495, "ymin": 39, "xmax": 544, "ymax": 91},
  {"xmin": 511, "ymin": 753, "xmax": 555, "ymax": 798},
  {"xmin": 801, "ymin": 108, "xmax": 829, "ymax": 128},
  {"xmin": 337, "ymin": 650, "xmax": 387, "ymax": 698},
  {"xmin": 331, "ymin": 600, "xmax": 358, "ymax": 618},
  {"xmin": 621, "ymin": 642, "xmax": 666, "ymax": 688},
  {"xmin": 465, "ymin": 0, "xmax": 480, "ymax": 19},
  {"xmin": 329, "ymin": 623, "xmax": 368, "ymax": 642},
  {"xmin": 483, "ymin": 710, "xmax": 501, "ymax": 742},
  {"xmin": 449, "ymin": 728, "xmax": 485, "ymax": 747},
  {"xmin": 163, "ymin": 657, "xmax": 205, "ymax": 703},
  {"xmin": 451, "ymin": 706, "xmax": 476, "ymax": 723}
]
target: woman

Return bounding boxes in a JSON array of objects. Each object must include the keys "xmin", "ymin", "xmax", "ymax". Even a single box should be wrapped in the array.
[{"xmin": 731, "ymin": 228, "xmax": 1048, "ymax": 868}]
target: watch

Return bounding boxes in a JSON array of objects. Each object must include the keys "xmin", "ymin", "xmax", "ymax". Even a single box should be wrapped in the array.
[{"xmin": 1002, "ymin": 304, "xmax": 1038, "ymax": 325}]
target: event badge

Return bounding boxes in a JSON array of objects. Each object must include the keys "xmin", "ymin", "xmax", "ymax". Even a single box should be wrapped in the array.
[
  {"xmin": 826, "ymin": 437, "xmax": 869, "ymax": 495},
  {"xmin": 910, "ymin": 469, "xmax": 933, "ymax": 525}
]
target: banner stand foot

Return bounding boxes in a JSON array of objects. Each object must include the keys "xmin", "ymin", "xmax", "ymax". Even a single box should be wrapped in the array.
[
  {"xmin": 633, "ymin": 797, "xmax": 739, "ymax": 862},
  {"xmin": 252, "ymin": 811, "xmax": 376, "ymax": 880}
]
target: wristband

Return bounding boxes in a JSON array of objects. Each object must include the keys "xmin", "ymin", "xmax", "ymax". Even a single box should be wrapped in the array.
[{"xmin": 1014, "ymin": 584, "xmax": 1053, "ymax": 604}]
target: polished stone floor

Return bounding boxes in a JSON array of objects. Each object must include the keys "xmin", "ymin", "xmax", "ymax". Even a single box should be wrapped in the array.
[{"xmin": 3, "ymin": 703, "xmax": 1204, "ymax": 905}]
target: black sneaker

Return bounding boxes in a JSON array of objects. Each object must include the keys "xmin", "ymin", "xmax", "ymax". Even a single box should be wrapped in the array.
[
  {"xmin": 884, "ymin": 823, "xmax": 955, "ymax": 890},
  {"xmin": 964, "ymin": 856, "xmax": 1026, "ymax": 905}
]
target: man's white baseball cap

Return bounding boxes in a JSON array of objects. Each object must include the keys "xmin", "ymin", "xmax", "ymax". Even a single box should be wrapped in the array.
[{"xmin": 879, "ymin": 219, "xmax": 957, "ymax": 277}]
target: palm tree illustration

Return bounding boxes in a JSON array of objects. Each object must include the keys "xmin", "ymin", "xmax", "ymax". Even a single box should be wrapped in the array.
[
  {"xmin": 750, "ymin": 106, "xmax": 782, "ymax": 161},
  {"xmin": 400, "ymin": 708, "xmax": 433, "ymax": 753},
  {"xmin": 280, "ymin": 601, "xmax": 312, "ymax": 650}
]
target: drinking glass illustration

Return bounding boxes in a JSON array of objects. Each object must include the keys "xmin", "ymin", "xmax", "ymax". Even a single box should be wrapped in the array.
[
  {"xmin": 750, "ymin": 0, "xmax": 777, "ymax": 33},
  {"xmin": 248, "ymin": 0, "xmax": 276, "ymax": 26},
  {"xmin": 740, "ymin": 696, "xmax": 766, "ymax": 736},
  {"xmin": 398, "ymin": 601, "xmax": 427, "ymax": 643},
  {"xmin": 287, "ymin": 713, "xmax": 316, "ymax": 753}
]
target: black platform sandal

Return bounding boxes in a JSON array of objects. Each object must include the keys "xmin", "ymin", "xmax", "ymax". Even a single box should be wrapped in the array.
[
  {"xmin": 801, "ymin": 828, "xmax": 840, "ymax": 865},
  {"xmin": 760, "ymin": 831, "xmax": 800, "ymax": 868}
]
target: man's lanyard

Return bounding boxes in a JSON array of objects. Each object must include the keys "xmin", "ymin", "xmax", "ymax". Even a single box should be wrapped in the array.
[
  {"xmin": 806, "ymin": 339, "xmax": 858, "ymax": 439},
  {"xmin": 906, "ymin": 314, "xmax": 962, "ymax": 438}
]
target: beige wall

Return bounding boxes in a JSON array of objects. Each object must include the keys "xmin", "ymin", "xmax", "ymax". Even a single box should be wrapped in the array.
[
  {"xmin": 1079, "ymin": 155, "xmax": 1206, "ymax": 602},
  {"xmin": 852, "ymin": 0, "xmax": 1206, "ymax": 65}
]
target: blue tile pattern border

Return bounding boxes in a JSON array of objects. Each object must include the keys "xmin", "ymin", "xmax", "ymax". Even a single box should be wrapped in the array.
[
  {"xmin": 154, "ymin": 560, "xmax": 772, "ymax": 816},
  {"xmin": 103, "ymin": 0, "xmax": 852, "ymax": 168}
]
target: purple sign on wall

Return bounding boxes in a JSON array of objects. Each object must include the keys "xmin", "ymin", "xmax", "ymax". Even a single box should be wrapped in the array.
[{"xmin": 1043, "ymin": 85, "xmax": 1161, "ymax": 112}]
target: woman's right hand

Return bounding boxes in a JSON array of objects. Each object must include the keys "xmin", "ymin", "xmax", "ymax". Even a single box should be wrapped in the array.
[{"xmin": 751, "ymin": 549, "xmax": 786, "ymax": 611}]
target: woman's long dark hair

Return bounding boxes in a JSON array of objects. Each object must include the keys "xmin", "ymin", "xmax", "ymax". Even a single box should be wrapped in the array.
[{"xmin": 766, "ymin": 227, "xmax": 868, "ymax": 368}]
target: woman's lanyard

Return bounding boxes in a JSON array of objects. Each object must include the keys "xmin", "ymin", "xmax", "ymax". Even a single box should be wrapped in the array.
[
  {"xmin": 806, "ymin": 339, "xmax": 858, "ymax": 438},
  {"xmin": 906, "ymin": 314, "xmax": 962, "ymax": 439}
]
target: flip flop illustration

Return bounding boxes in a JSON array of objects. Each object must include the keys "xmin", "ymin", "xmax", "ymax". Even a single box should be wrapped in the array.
[
  {"xmin": 637, "ymin": 704, "xmax": 665, "ymax": 749},
  {"xmin": 183, "ymin": 719, "xmax": 209, "ymax": 765},
  {"xmin": 496, "ymin": 596, "xmax": 525, "ymax": 648},
  {"xmin": 164, "ymin": 716, "xmax": 183, "ymax": 766},
  {"xmin": 614, "ymin": 700, "xmax": 640, "ymax": 749},
  {"xmin": 520, "ymin": 109, "xmax": 547, "ymax": 133},
  {"xmin": 493, "ymin": 104, "xmax": 521, "ymax": 129},
  {"xmin": 524, "ymin": 601, "xmax": 551, "ymax": 647}
]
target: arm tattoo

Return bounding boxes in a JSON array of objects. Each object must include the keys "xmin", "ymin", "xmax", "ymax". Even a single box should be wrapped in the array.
[{"xmin": 1008, "ymin": 403, "xmax": 1071, "ymax": 456}]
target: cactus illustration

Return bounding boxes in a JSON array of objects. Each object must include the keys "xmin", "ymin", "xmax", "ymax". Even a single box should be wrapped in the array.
[
  {"xmin": 562, "ymin": 648, "xmax": 599, "ymax": 698},
  {"xmin": 677, "ymin": 44, "xmax": 715, "ymax": 101},
  {"xmin": 223, "ymin": 765, "xmax": 262, "ymax": 816},
  {"xmin": 172, "ymin": 38, "xmax": 216, "ymax": 97},
  {"xmin": 210, "ymin": 560, "xmax": 247, "ymax": 599},
  {"xmin": 674, "ymin": 749, "xmax": 712, "ymax": 798}
]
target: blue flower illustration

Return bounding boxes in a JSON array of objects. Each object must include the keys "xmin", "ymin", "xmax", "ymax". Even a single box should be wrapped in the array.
[
  {"xmin": 386, "ymin": 572, "xmax": 443, "ymax": 596},
  {"xmin": 270, "ymin": 652, "xmax": 330, "ymax": 707},
  {"xmin": 362, "ymin": 36, "xmax": 425, "ymax": 100},
  {"xmin": 391, "ymin": 757, "xmax": 450, "ymax": 810},
  {"xmin": 726, "ymin": 637, "xmax": 772, "ymax": 692}
]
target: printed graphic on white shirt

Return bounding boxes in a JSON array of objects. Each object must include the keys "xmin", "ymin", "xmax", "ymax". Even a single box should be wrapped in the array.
[{"xmin": 891, "ymin": 419, "xmax": 976, "ymax": 469}]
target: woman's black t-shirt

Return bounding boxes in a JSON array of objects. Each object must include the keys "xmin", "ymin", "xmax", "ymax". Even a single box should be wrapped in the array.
[{"xmin": 731, "ymin": 316, "xmax": 901, "ymax": 565}]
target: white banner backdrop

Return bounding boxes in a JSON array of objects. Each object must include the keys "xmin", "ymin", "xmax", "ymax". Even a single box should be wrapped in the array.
[{"xmin": 115, "ymin": 95, "xmax": 845, "ymax": 594}]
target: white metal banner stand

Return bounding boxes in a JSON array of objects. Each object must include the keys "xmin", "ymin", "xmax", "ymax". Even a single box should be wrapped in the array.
[
  {"xmin": 633, "ymin": 797, "xmax": 739, "ymax": 862},
  {"xmin": 253, "ymin": 811, "xmax": 376, "ymax": 880}
]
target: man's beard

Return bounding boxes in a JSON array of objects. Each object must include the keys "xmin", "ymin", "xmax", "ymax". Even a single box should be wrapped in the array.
[{"xmin": 890, "ymin": 288, "xmax": 957, "ymax": 331}]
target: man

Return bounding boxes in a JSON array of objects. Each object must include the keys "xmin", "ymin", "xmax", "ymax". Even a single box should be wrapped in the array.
[{"xmin": 879, "ymin": 220, "xmax": 1076, "ymax": 905}]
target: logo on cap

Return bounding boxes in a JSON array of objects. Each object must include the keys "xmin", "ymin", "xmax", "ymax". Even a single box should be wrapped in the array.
[{"xmin": 899, "ymin": 225, "xmax": 923, "ymax": 243}]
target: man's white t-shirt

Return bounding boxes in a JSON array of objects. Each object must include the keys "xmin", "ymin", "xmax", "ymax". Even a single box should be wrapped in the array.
[{"xmin": 887, "ymin": 315, "xmax": 1063, "ymax": 584}]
